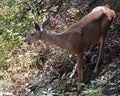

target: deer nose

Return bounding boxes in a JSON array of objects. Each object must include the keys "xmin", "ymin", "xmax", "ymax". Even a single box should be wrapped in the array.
[
  {"xmin": 24, "ymin": 39, "xmax": 31, "ymax": 45},
  {"xmin": 24, "ymin": 38, "xmax": 27, "ymax": 43}
]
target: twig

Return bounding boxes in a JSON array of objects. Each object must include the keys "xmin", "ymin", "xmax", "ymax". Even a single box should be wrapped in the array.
[{"xmin": 70, "ymin": 63, "xmax": 77, "ymax": 78}]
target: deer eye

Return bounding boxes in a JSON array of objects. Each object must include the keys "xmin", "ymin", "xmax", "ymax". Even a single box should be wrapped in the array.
[{"xmin": 31, "ymin": 33, "xmax": 34, "ymax": 36}]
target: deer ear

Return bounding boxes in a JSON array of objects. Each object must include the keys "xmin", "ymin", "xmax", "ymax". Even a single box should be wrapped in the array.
[
  {"xmin": 42, "ymin": 17, "xmax": 50, "ymax": 28},
  {"xmin": 35, "ymin": 22, "xmax": 40, "ymax": 31}
]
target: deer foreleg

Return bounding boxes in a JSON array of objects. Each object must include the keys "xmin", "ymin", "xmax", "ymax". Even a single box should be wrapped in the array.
[{"xmin": 77, "ymin": 53, "xmax": 83, "ymax": 90}]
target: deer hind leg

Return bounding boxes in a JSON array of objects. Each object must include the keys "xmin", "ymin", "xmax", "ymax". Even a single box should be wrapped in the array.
[
  {"xmin": 77, "ymin": 53, "xmax": 83, "ymax": 90},
  {"xmin": 94, "ymin": 35, "xmax": 105, "ymax": 73}
]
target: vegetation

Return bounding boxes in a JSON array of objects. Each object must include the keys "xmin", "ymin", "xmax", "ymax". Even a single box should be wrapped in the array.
[{"xmin": 0, "ymin": 0, "xmax": 119, "ymax": 96}]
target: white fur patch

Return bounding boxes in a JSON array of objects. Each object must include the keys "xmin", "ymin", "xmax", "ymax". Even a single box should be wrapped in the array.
[
  {"xmin": 92, "ymin": 6, "xmax": 105, "ymax": 13},
  {"xmin": 40, "ymin": 28, "xmax": 43, "ymax": 31}
]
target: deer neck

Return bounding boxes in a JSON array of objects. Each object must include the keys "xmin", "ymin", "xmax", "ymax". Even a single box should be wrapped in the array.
[{"xmin": 41, "ymin": 31, "xmax": 68, "ymax": 49}]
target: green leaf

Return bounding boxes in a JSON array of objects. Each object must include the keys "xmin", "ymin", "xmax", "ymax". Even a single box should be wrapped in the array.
[{"xmin": 7, "ymin": 0, "xmax": 16, "ymax": 7}]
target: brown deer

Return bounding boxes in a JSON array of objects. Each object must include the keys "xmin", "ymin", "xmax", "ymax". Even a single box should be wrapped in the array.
[{"xmin": 25, "ymin": 6, "xmax": 115, "ymax": 90}]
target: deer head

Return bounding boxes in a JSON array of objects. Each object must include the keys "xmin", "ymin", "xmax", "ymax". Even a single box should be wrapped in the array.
[
  {"xmin": 25, "ymin": 17, "xmax": 57, "ymax": 44},
  {"xmin": 25, "ymin": 23, "xmax": 44, "ymax": 44}
]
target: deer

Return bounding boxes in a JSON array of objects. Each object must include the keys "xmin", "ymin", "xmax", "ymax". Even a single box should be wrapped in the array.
[{"xmin": 25, "ymin": 6, "xmax": 115, "ymax": 90}]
